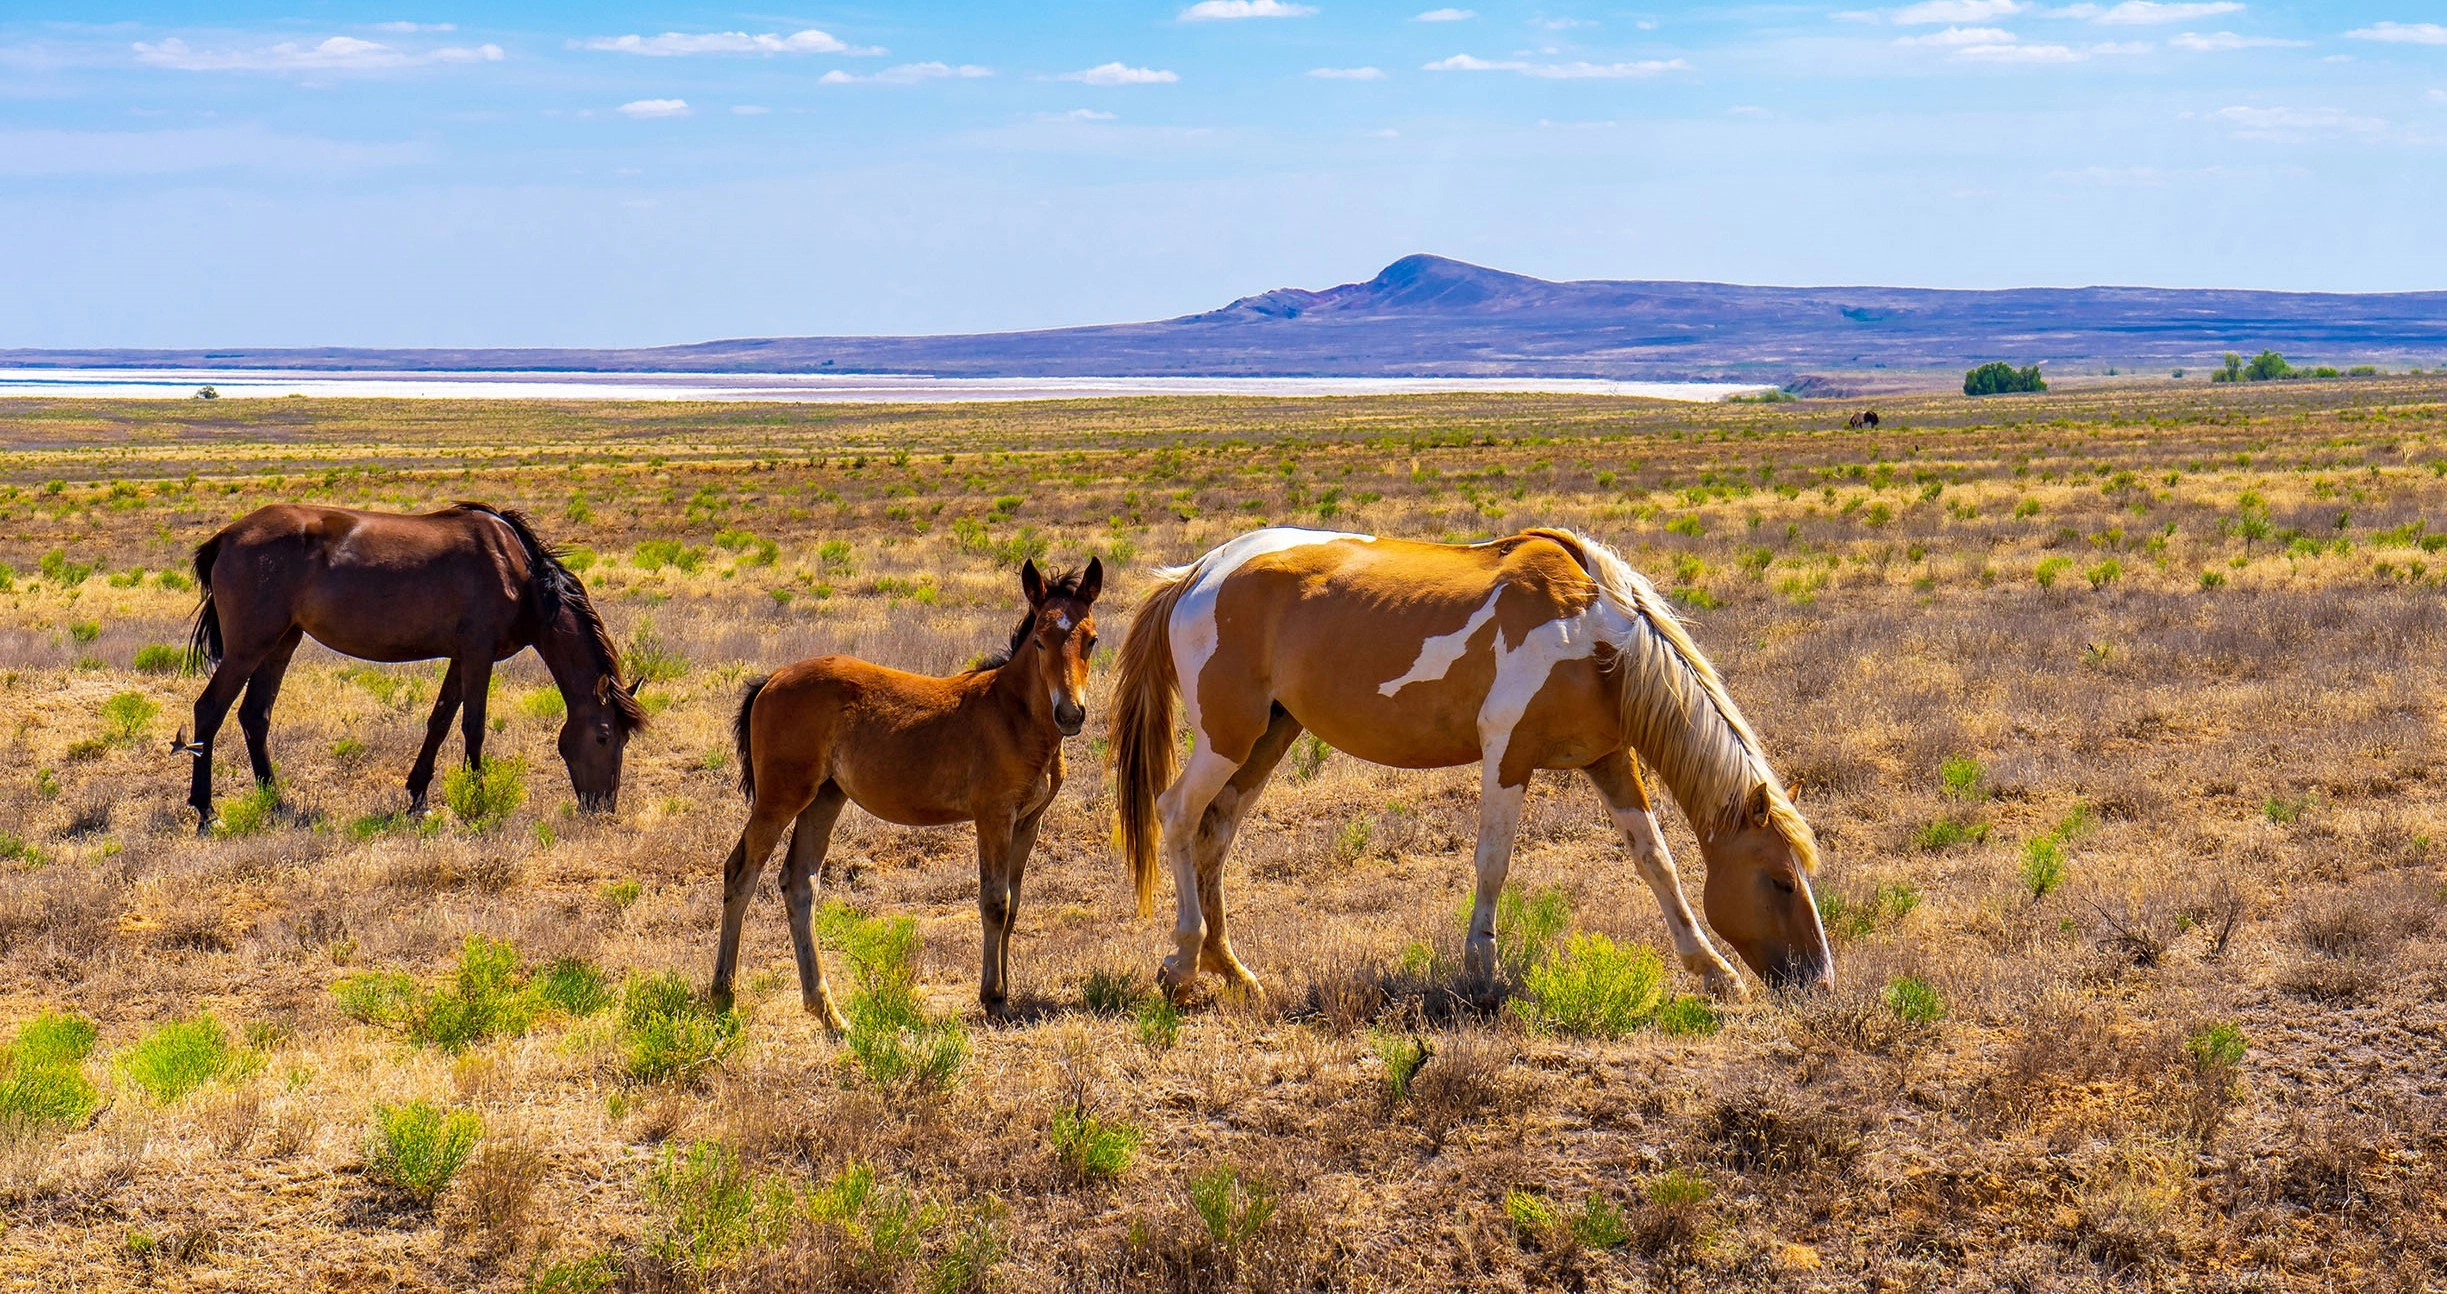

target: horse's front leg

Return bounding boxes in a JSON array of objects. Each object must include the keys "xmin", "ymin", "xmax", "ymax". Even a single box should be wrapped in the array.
[
  {"xmin": 974, "ymin": 809, "xmax": 1019, "ymax": 1015},
  {"xmin": 1584, "ymin": 751, "xmax": 1747, "ymax": 1001},
  {"xmin": 180, "ymin": 652, "xmax": 262, "ymax": 832},
  {"xmin": 994, "ymin": 776, "xmax": 1057, "ymax": 1014},
  {"xmin": 1462, "ymin": 766, "xmax": 1529, "ymax": 984},
  {"xmin": 405, "ymin": 659, "xmax": 466, "ymax": 812}
]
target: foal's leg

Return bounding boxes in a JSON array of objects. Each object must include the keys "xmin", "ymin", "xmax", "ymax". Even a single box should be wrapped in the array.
[
  {"xmin": 1191, "ymin": 707, "xmax": 1304, "ymax": 994},
  {"xmin": 1583, "ymin": 751, "xmax": 1748, "ymax": 1001},
  {"xmin": 974, "ymin": 810, "xmax": 1019, "ymax": 1014},
  {"xmin": 779, "ymin": 783, "xmax": 850, "ymax": 1033},
  {"xmin": 991, "ymin": 769, "xmax": 1059, "ymax": 1014},
  {"xmin": 234, "ymin": 628, "xmax": 305, "ymax": 788},
  {"xmin": 711, "ymin": 789, "xmax": 812, "ymax": 1011},
  {"xmin": 1155, "ymin": 743, "xmax": 1247, "ymax": 993},
  {"xmin": 405, "ymin": 660, "xmax": 466, "ymax": 811},
  {"xmin": 1462, "ymin": 765, "xmax": 1530, "ymax": 983}
]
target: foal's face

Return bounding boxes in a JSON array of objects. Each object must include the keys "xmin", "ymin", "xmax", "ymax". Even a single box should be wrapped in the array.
[
  {"xmin": 1020, "ymin": 557, "xmax": 1102, "ymax": 736},
  {"xmin": 559, "ymin": 685, "xmax": 636, "ymax": 811},
  {"xmin": 1699, "ymin": 795, "xmax": 1832, "ymax": 990}
]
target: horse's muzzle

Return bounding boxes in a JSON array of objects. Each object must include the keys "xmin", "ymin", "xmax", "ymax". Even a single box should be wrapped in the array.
[
  {"xmin": 1054, "ymin": 702, "xmax": 1085, "ymax": 736},
  {"xmin": 1765, "ymin": 948, "xmax": 1833, "ymax": 993},
  {"xmin": 577, "ymin": 792, "xmax": 617, "ymax": 814}
]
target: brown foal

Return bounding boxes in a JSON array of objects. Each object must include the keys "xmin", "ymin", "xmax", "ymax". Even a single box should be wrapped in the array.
[{"xmin": 712, "ymin": 559, "xmax": 1102, "ymax": 1029}]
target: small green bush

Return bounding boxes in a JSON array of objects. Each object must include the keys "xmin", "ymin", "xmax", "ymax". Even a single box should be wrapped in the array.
[
  {"xmin": 1912, "ymin": 816, "xmax": 1988, "ymax": 851},
  {"xmin": 1571, "ymin": 1194, "xmax": 1632, "ymax": 1249},
  {"xmin": 12, "ymin": 1010, "xmax": 98, "ymax": 1071},
  {"xmin": 1079, "ymin": 969, "xmax": 1144, "ymax": 1016},
  {"xmin": 535, "ymin": 957, "xmax": 613, "ymax": 1018},
  {"xmin": 1882, "ymin": 975, "xmax": 1946, "ymax": 1026},
  {"xmin": 625, "ymin": 619, "xmax": 689, "ymax": 683},
  {"xmin": 1503, "ymin": 1188, "xmax": 1556, "ymax": 1237},
  {"xmin": 1370, "ymin": 1031, "xmax": 1432, "ymax": 1102},
  {"xmin": 366, "ymin": 1099, "xmax": 483, "ymax": 1201},
  {"xmin": 1646, "ymin": 1167, "xmax": 1716, "ymax": 1208},
  {"xmin": 1188, "ymin": 1163, "xmax": 1276, "ymax": 1254},
  {"xmin": 117, "ymin": 1013, "xmax": 254, "ymax": 1103},
  {"xmin": 1939, "ymin": 755, "xmax": 1986, "ymax": 801},
  {"xmin": 644, "ymin": 1139, "xmax": 792, "ymax": 1270},
  {"xmin": 820, "ymin": 904, "xmax": 966, "ymax": 1092},
  {"xmin": 132, "ymin": 644, "xmax": 194, "ymax": 676},
  {"xmin": 1514, "ymin": 932, "xmax": 1667, "ymax": 1038},
  {"xmin": 632, "ymin": 539, "xmax": 706, "ymax": 573},
  {"xmin": 1050, "ymin": 1105, "xmax": 1141, "ymax": 1181},
  {"xmin": 214, "ymin": 782, "xmax": 280, "ymax": 838},
  {"xmin": 2187, "ymin": 1021, "xmax": 2248, "ymax": 1071},
  {"xmin": 519, "ymin": 689, "xmax": 567, "ymax": 722},
  {"xmin": 621, "ymin": 972, "xmax": 743, "ymax": 1084},
  {"xmin": 100, "ymin": 691, "xmax": 159, "ymax": 746},
  {"xmin": 2034, "ymin": 555, "xmax": 2073, "ymax": 589},
  {"xmin": 443, "ymin": 757, "xmax": 526, "ymax": 831},
  {"xmin": 2020, "ymin": 833, "xmax": 2068, "ymax": 898},
  {"xmin": 1133, "ymin": 997, "xmax": 1179, "ymax": 1050},
  {"xmin": 1657, "ymin": 995, "xmax": 1721, "ymax": 1036},
  {"xmin": 2085, "ymin": 558, "xmax": 2123, "ymax": 590},
  {"xmin": 0, "ymin": 1009, "xmax": 102, "ymax": 1131}
]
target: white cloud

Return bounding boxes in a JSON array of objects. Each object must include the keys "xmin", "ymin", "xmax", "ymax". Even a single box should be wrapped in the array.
[
  {"xmin": 2170, "ymin": 30, "xmax": 2306, "ymax": 50},
  {"xmin": 1729, "ymin": 104, "xmax": 1769, "ymax": 117},
  {"xmin": 1533, "ymin": 17, "xmax": 1596, "ymax": 30},
  {"xmin": 370, "ymin": 22, "xmax": 455, "ymax": 33},
  {"xmin": 577, "ymin": 29, "xmax": 881, "ymax": 56},
  {"xmin": 2431, "ymin": 88, "xmax": 2447, "ymax": 103},
  {"xmin": 616, "ymin": 98, "xmax": 690, "ymax": 118},
  {"xmin": 1058, "ymin": 62, "xmax": 1179, "ymax": 84},
  {"xmin": 821, "ymin": 62, "xmax": 993, "ymax": 84},
  {"xmin": 1891, "ymin": 0, "xmax": 2026, "ymax": 24},
  {"xmin": 1897, "ymin": 25, "xmax": 2018, "ymax": 45},
  {"xmin": 1180, "ymin": 0, "xmax": 1316, "ymax": 19},
  {"xmin": 1425, "ymin": 52, "xmax": 1690, "ymax": 77},
  {"xmin": 2347, "ymin": 21, "xmax": 2447, "ymax": 45},
  {"xmin": 2090, "ymin": 2, "xmax": 2243, "ymax": 23},
  {"xmin": 1307, "ymin": 65, "xmax": 1386, "ymax": 79},
  {"xmin": 732, "ymin": 104, "xmax": 770, "ymax": 115},
  {"xmin": 2211, "ymin": 104, "xmax": 2387, "ymax": 135},
  {"xmin": 1414, "ymin": 8, "xmax": 1476, "ymax": 20},
  {"xmin": 132, "ymin": 35, "xmax": 504, "ymax": 72},
  {"xmin": 1041, "ymin": 108, "xmax": 1118, "ymax": 120},
  {"xmin": 1958, "ymin": 40, "xmax": 2082, "ymax": 60}
]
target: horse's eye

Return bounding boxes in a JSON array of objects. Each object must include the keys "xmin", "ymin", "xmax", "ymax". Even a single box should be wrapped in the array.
[{"xmin": 1770, "ymin": 876, "xmax": 1796, "ymax": 895}]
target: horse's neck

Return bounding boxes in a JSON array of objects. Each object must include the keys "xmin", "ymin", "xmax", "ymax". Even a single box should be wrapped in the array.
[
  {"xmin": 532, "ymin": 607, "xmax": 604, "ymax": 698},
  {"xmin": 978, "ymin": 650, "xmax": 1053, "ymax": 729}
]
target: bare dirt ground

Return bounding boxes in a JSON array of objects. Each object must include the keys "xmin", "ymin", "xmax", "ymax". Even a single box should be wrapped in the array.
[{"xmin": 0, "ymin": 380, "xmax": 2441, "ymax": 1292}]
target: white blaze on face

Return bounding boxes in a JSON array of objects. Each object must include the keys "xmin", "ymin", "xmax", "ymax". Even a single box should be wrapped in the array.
[{"xmin": 1167, "ymin": 527, "xmax": 1374, "ymax": 736}]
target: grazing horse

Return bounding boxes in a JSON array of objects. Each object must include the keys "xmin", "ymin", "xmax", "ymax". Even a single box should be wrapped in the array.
[
  {"xmin": 1846, "ymin": 410, "xmax": 1881, "ymax": 430},
  {"xmin": 180, "ymin": 503, "xmax": 645, "ymax": 829},
  {"xmin": 713, "ymin": 559, "xmax": 1102, "ymax": 1029},
  {"xmin": 1111, "ymin": 527, "xmax": 1829, "ymax": 1000}
]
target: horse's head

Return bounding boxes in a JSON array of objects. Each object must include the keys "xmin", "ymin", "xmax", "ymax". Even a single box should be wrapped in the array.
[
  {"xmin": 1698, "ymin": 783, "xmax": 1832, "ymax": 990},
  {"xmin": 1019, "ymin": 556, "xmax": 1102, "ymax": 736},
  {"xmin": 560, "ymin": 675, "xmax": 642, "ymax": 812}
]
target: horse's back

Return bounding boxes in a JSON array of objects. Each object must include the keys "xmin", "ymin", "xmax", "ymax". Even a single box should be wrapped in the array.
[
  {"xmin": 206, "ymin": 504, "xmax": 527, "ymax": 660},
  {"xmin": 746, "ymin": 654, "xmax": 991, "ymax": 825}
]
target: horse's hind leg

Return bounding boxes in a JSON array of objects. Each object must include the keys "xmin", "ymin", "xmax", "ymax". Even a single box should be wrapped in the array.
[
  {"xmin": 710, "ymin": 789, "xmax": 803, "ymax": 1010},
  {"xmin": 1583, "ymin": 751, "xmax": 1747, "ymax": 1001},
  {"xmin": 1191, "ymin": 705, "xmax": 1304, "ymax": 994},
  {"xmin": 235, "ymin": 628, "xmax": 304, "ymax": 788},
  {"xmin": 779, "ymin": 783, "xmax": 849, "ymax": 1034},
  {"xmin": 1155, "ymin": 743, "xmax": 1248, "ymax": 994},
  {"xmin": 1462, "ymin": 766, "xmax": 1530, "ymax": 983},
  {"xmin": 405, "ymin": 660, "xmax": 465, "ymax": 812}
]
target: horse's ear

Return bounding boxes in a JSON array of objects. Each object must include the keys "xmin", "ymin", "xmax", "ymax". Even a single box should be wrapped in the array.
[
  {"xmin": 1744, "ymin": 782, "xmax": 1774, "ymax": 826},
  {"xmin": 626, "ymin": 676, "xmax": 643, "ymax": 699},
  {"xmin": 1020, "ymin": 559, "xmax": 1046, "ymax": 605},
  {"xmin": 1078, "ymin": 556, "xmax": 1104, "ymax": 605},
  {"xmin": 1785, "ymin": 779, "xmax": 1806, "ymax": 807}
]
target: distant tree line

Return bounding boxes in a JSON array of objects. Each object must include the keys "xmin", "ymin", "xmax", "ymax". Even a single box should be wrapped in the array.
[
  {"xmin": 2211, "ymin": 351, "xmax": 2360, "ymax": 383},
  {"xmin": 1963, "ymin": 362, "xmax": 2047, "ymax": 396}
]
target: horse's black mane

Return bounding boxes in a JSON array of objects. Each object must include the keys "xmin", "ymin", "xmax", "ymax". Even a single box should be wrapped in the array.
[
  {"xmin": 457, "ymin": 502, "xmax": 648, "ymax": 731},
  {"xmin": 971, "ymin": 566, "xmax": 1091, "ymax": 673}
]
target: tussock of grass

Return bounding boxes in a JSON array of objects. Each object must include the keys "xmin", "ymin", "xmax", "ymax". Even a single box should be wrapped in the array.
[
  {"xmin": 820, "ymin": 903, "xmax": 967, "ymax": 1093},
  {"xmin": 441, "ymin": 757, "xmax": 526, "ymax": 832},
  {"xmin": 116, "ymin": 1013, "xmax": 257, "ymax": 1104},
  {"xmin": 1513, "ymin": 933, "xmax": 1667, "ymax": 1038},
  {"xmin": 365, "ymin": 1099, "xmax": 483, "ymax": 1201},
  {"xmin": 332, "ymin": 937, "xmax": 612, "ymax": 1052},
  {"xmin": 618, "ymin": 972, "xmax": 743, "ymax": 1085},
  {"xmin": 0, "ymin": 1009, "xmax": 102, "ymax": 1132}
]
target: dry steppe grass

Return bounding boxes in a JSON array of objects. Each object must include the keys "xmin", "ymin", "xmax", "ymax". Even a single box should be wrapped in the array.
[{"xmin": 0, "ymin": 380, "xmax": 2442, "ymax": 1292}]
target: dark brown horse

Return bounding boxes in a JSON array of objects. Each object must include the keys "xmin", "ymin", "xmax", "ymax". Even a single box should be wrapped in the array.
[
  {"xmin": 1846, "ymin": 410, "xmax": 1881, "ymax": 430},
  {"xmin": 713, "ymin": 559, "xmax": 1101, "ymax": 1028},
  {"xmin": 180, "ymin": 503, "xmax": 646, "ymax": 830}
]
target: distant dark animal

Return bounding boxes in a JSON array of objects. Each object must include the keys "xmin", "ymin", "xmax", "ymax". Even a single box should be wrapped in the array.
[
  {"xmin": 1845, "ymin": 410, "xmax": 1881, "ymax": 430},
  {"xmin": 715, "ymin": 559, "xmax": 1103, "ymax": 1028},
  {"xmin": 178, "ymin": 503, "xmax": 645, "ymax": 831}
]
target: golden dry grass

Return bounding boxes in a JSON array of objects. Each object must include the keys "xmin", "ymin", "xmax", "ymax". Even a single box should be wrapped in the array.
[{"xmin": 0, "ymin": 380, "xmax": 2442, "ymax": 1292}]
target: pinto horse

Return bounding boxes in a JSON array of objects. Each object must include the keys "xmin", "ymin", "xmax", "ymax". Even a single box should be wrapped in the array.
[
  {"xmin": 180, "ymin": 503, "xmax": 645, "ymax": 829},
  {"xmin": 713, "ymin": 559, "xmax": 1102, "ymax": 1029},
  {"xmin": 1111, "ymin": 527, "xmax": 1830, "ymax": 1000}
]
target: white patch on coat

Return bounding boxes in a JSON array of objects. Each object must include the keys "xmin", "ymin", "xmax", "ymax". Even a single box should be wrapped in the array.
[
  {"xmin": 1379, "ymin": 586, "xmax": 1502, "ymax": 697},
  {"xmin": 1475, "ymin": 599, "xmax": 1627, "ymax": 782},
  {"xmin": 1167, "ymin": 527, "xmax": 1373, "ymax": 737}
]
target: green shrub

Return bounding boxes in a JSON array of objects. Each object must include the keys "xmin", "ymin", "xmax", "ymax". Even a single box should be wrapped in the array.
[
  {"xmin": 632, "ymin": 539, "xmax": 706, "ymax": 573},
  {"xmin": 1079, "ymin": 969, "xmax": 1144, "ymax": 1016},
  {"xmin": 100, "ymin": 691, "xmax": 159, "ymax": 746},
  {"xmin": 1882, "ymin": 975, "xmax": 1946, "ymax": 1026},
  {"xmin": 132, "ymin": 644, "xmax": 194, "ymax": 675},
  {"xmin": 535, "ymin": 957, "xmax": 613, "ymax": 1018},
  {"xmin": 0, "ymin": 1009, "xmax": 102, "ymax": 1131},
  {"xmin": 1188, "ymin": 1163, "xmax": 1277, "ymax": 1254},
  {"xmin": 625, "ymin": 619, "xmax": 689, "ymax": 683},
  {"xmin": 1964, "ymin": 361, "xmax": 2047, "ymax": 396},
  {"xmin": 644, "ymin": 1139, "xmax": 792, "ymax": 1270},
  {"xmin": 2085, "ymin": 558, "xmax": 2123, "ymax": 589},
  {"xmin": 11, "ymin": 1010, "xmax": 98, "ymax": 1071},
  {"xmin": 1912, "ymin": 816, "xmax": 1988, "ymax": 851},
  {"xmin": 620, "ymin": 972, "xmax": 743, "ymax": 1084},
  {"xmin": 412, "ymin": 935, "xmax": 540, "ymax": 1050},
  {"xmin": 443, "ymin": 757, "xmax": 526, "ymax": 831},
  {"xmin": 366, "ymin": 1099, "xmax": 483, "ymax": 1201},
  {"xmin": 1370, "ymin": 1031, "xmax": 1432, "ymax": 1102},
  {"xmin": 1468, "ymin": 883, "xmax": 1573, "ymax": 980},
  {"xmin": 819, "ymin": 904, "xmax": 966, "ymax": 1093},
  {"xmin": 41, "ymin": 550, "xmax": 93, "ymax": 585},
  {"xmin": 214, "ymin": 782, "xmax": 280, "ymax": 838},
  {"xmin": 1503, "ymin": 1188, "xmax": 1556, "ymax": 1237},
  {"xmin": 2020, "ymin": 833, "xmax": 2068, "ymax": 898},
  {"xmin": 519, "ymin": 689, "xmax": 567, "ymax": 722},
  {"xmin": 1050, "ymin": 1104, "xmax": 1141, "ymax": 1181},
  {"xmin": 1513, "ymin": 932, "xmax": 1666, "ymax": 1038},
  {"xmin": 1133, "ymin": 997, "xmax": 1179, "ymax": 1050},
  {"xmin": 1656, "ymin": 994, "xmax": 1721, "ymax": 1037},
  {"xmin": 1939, "ymin": 754, "xmax": 1986, "ymax": 801},
  {"xmin": 117, "ymin": 1013, "xmax": 254, "ymax": 1103},
  {"xmin": 2244, "ymin": 350, "xmax": 2293, "ymax": 381},
  {"xmin": 332, "ymin": 971, "xmax": 420, "ymax": 1026},
  {"xmin": 2033, "ymin": 555, "xmax": 2072, "ymax": 589},
  {"xmin": 2187, "ymin": 1021, "xmax": 2247, "ymax": 1071},
  {"xmin": 1646, "ymin": 1167, "xmax": 1716, "ymax": 1208},
  {"xmin": 525, "ymin": 1254, "xmax": 616, "ymax": 1294},
  {"xmin": 1571, "ymin": 1194, "xmax": 1632, "ymax": 1249}
]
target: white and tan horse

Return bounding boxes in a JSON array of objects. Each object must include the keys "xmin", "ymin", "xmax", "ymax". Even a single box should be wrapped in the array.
[{"xmin": 1110, "ymin": 526, "xmax": 1829, "ymax": 999}]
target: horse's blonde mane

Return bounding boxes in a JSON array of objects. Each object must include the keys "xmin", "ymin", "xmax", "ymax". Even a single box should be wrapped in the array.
[{"xmin": 1536, "ymin": 528, "xmax": 1818, "ymax": 871}]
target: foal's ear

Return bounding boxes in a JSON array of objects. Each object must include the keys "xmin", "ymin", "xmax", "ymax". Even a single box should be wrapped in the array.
[
  {"xmin": 1078, "ymin": 556, "xmax": 1104, "ymax": 605},
  {"xmin": 1020, "ymin": 559, "xmax": 1046, "ymax": 605}
]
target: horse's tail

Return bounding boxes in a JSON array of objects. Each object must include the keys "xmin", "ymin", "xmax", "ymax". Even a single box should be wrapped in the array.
[
  {"xmin": 1110, "ymin": 566, "xmax": 1196, "ymax": 918},
  {"xmin": 186, "ymin": 531, "xmax": 225, "ymax": 671},
  {"xmin": 732, "ymin": 675, "xmax": 769, "ymax": 801}
]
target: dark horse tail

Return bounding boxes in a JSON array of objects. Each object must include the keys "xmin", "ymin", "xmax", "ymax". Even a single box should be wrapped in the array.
[
  {"xmin": 731, "ymin": 675, "xmax": 769, "ymax": 801},
  {"xmin": 187, "ymin": 531, "xmax": 225, "ymax": 671}
]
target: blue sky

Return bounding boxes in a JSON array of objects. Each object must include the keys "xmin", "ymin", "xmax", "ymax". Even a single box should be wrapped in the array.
[{"xmin": 3, "ymin": 3, "xmax": 2444, "ymax": 347}]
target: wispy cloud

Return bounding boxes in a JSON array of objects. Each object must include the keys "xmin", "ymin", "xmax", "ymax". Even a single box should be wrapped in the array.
[
  {"xmin": 1896, "ymin": 25, "xmax": 2018, "ymax": 46},
  {"xmin": 1889, "ymin": 0, "xmax": 2026, "ymax": 24},
  {"xmin": 1040, "ymin": 108, "xmax": 1118, "ymax": 121},
  {"xmin": 2347, "ymin": 21, "xmax": 2447, "ymax": 45},
  {"xmin": 1180, "ymin": 0, "xmax": 1317, "ymax": 19},
  {"xmin": 1308, "ymin": 65, "xmax": 1386, "ymax": 79},
  {"xmin": 2210, "ymin": 104, "xmax": 2387, "ymax": 136},
  {"xmin": 821, "ymin": 62, "xmax": 992, "ymax": 84},
  {"xmin": 1414, "ymin": 8, "xmax": 1476, "ymax": 20},
  {"xmin": 1425, "ymin": 53, "xmax": 1690, "ymax": 77},
  {"xmin": 2085, "ymin": 2, "xmax": 2243, "ymax": 24},
  {"xmin": 370, "ymin": 22, "xmax": 455, "ymax": 34},
  {"xmin": 616, "ymin": 98, "xmax": 690, "ymax": 118},
  {"xmin": 1058, "ymin": 62, "xmax": 1179, "ymax": 85},
  {"xmin": 576, "ymin": 29, "xmax": 880, "ymax": 57},
  {"xmin": 2170, "ymin": 30, "xmax": 2305, "ymax": 50},
  {"xmin": 132, "ymin": 34, "xmax": 503, "ymax": 72},
  {"xmin": 732, "ymin": 104, "xmax": 770, "ymax": 115}
]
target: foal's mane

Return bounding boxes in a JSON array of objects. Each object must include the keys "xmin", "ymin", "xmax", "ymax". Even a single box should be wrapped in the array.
[
  {"xmin": 970, "ymin": 566, "xmax": 1092, "ymax": 673},
  {"xmin": 456, "ymin": 503, "xmax": 648, "ymax": 732},
  {"xmin": 1537, "ymin": 527, "xmax": 1817, "ymax": 870}
]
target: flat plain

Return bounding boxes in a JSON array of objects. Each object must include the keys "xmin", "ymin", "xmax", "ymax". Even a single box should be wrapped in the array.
[{"xmin": 0, "ymin": 380, "xmax": 2441, "ymax": 1293}]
